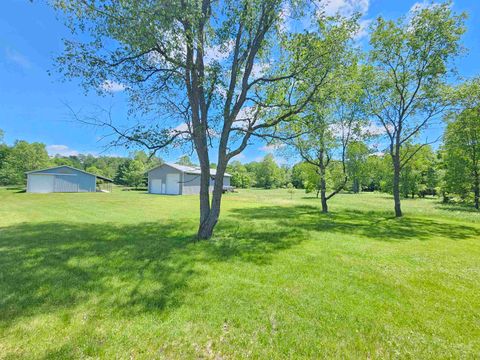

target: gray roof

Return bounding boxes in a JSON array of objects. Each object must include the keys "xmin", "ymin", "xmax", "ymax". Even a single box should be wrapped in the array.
[
  {"xmin": 26, "ymin": 165, "xmax": 114, "ymax": 182},
  {"xmin": 150, "ymin": 162, "xmax": 231, "ymax": 177}
]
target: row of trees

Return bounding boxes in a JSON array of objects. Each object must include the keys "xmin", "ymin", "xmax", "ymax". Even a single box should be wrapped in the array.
[
  {"xmin": 227, "ymin": 144, "xmax": 468, "ymax": 207},
  {"xmin": 0, "ymin": 133, "xmax": 162, "ymax": 188},
  {"xmin": 2, "ymin": 130, "xmax": 477, "ymax": 211},
  {"xmin": 49, "ymin": 0, "xmax": 475, "ymax": 238}
]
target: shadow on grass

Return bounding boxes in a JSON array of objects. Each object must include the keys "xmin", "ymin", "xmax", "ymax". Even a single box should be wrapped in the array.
[
  {"xmin": 0, "ymin": 218, "xmax": 306, "ymax": 328},
  {"xmin": 436, "ymin": 202, "xmax": 480, "ymax": 213},
  {"xmin": 228, "ymin": 205, "xmax": 480, "ymax": 242},
  {"xmin": 1, "ymin": 203, "xmax": 477, "ymax": 332}
]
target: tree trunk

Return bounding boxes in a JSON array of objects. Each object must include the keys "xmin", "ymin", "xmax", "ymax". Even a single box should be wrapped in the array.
[
  {"xmin": 320, "ymin": 185, "xmax": 328, "ymax": 213},
  {"xmin": 352, "ymin": 178, "xmax": 360, "ymax": 193},
  {"xmin": 393, "ymin": 156, "xmax": 402, "ymax": 217},
  {"xmin": 318, "ymin": 150, "xmax": 328, "ymax": 213},
  {"xmin": 197, "ymin": 162, "xmax": 227, "ymax": 240}
]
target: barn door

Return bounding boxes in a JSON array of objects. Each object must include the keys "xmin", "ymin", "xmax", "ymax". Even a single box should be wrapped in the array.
[
  {"xmin": 150, "ymin": 179, "xmax": 162, "ymax": 194},
  {"xmin": 165, "ymin": 174, "xmax": 180, "ymax": 195},
  {"xmin": 28, "ymin": 175, "xmax": 55, "ymax": 193}
]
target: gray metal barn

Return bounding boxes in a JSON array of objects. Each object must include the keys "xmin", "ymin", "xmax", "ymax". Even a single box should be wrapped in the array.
[
  {"xmin": 147, "ymin": 163, "xmax": 231, "ymax": 195},
  {"xmin": 26, "ymin": 165, "xmax": 113, "ymax": 193}
]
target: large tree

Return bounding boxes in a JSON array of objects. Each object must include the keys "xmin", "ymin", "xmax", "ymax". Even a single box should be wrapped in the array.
[
  {"xmin": 365, "ymin": 2, "xmax": 465, "ymax": 217},
  {"xmin": 52, "ymin": 0, "xmax": 336, "ymax": 239},
  {"xmin": 0, "ymin": 141, "xmax": 51, "ymax": 185}
]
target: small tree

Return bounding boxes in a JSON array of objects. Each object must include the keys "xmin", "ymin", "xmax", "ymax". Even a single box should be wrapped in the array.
[{"xmin": 366, "ymin": 3, "xmax": 466, "ymax": 217}]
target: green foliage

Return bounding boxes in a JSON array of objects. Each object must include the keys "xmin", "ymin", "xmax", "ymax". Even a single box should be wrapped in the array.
[
  {"xmin": 362, "ymin": 154, "xmax": 391, "ymax": 192},
  {"xmin": 176, "ymin": 155, "xmax": 195, "ymax": 167},
  {"xmin": 120, "ymin": 159, "xmax": 146, "ymax": 189},
  {"xmin": 0, "ymin": 141, "xmax": 50, "ymax": 185},
  {"xmin": 366, "ymin": 2, "xmax": 466, "ymax": 216},
  {"xmin": 443, "ymin": 106, "xmax": 480, "ymax": 206},
  {"xmin": 85, "ymin": 166, "xmax": 104, "ymax": 177},
  {"xmin": 400, "ymin": 145, "xmax": 438, "ymax": 198},
  {"xmin": 227, "ymin": 161, "xmax": 254, "ymax": 188},
  {"xmin": 250, "ymin": 154, "xmax": 286, "ymax": 189},
  {"xmin": 346, "ymin": 141, "xmax": 370, "ymax": 193},
  {"xmin": 292, "ymin": 162, "xmax": 318, "ymax": 191}
]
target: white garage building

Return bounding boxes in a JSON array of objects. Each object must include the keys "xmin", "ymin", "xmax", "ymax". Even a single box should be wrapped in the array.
[
  {"xmin": 147, "ymin": 163, "xmax": 231, "ymax": 195},
  {"xmin": 26, "ymin": 165, "xmax": 113, "ymax": 193}
]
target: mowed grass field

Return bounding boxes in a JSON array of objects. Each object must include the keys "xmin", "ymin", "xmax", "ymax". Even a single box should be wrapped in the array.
[{"xmin": 0, "ymin": 187, "xmax": 479, "ymax": 359}]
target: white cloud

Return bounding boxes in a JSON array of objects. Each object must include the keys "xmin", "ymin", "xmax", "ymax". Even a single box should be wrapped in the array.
[
  {"xmin": 204, "ymin": 40, "xmax": 234, "ymax": 65},
  {"xmin": 259, "ymin": 143, "xmax": 286, "ymax": 152},
  {"xmin": 174, "ymin": 123, "xmax": 190, "ymax": 132},
  {"xmin": 409, "ymin": 1, "xmax": 437, "ymax": 13},
  {"xmin": 46, "ymin": 145, "xmax": 79, "ymax": 157},
  {"xmin": 354, "ymin": 18, "xmax": 372, "ymax": 40},
  {"xmin": 100, "ymin": 80, "xmax": 126, "ymax": 93},
  {"xmin": 251, "ymin": 62, "xmax": 270, "ymax": 79},
  {"xmin": 362, "ymin": 122, "xmax": 387, "ymax": 136},
  {"xmin": 323, "ymin": 0, "xmax": 370, "ymax": 17},
  {"xmin": 5, "ymin": 48, "xmax": 31, "ymax": 69}
]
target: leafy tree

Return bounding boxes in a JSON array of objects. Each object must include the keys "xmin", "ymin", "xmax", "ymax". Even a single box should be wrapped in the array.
[
  {"xmin": 52, "ymin": 155, "xmax": 78, "ymax": 168},
  {"xmin": 444, "ymin": 107, "xmax": 480, "ymax": 208},
  {"xmin": 85, "ymin": 165, "xmax": 104, "ymax": 176},
  {"xmin": 361, "ymin": 154, "xmax": 390, "ymax": 192},
  {"xmin": 227, "ymin": 161, "xmax": 253, "ymax": 188},
  {"xmin": 52, "ymin": 0, "xmax": 327, "ymax": 239},
  {"xmin": 346, "ymin": 141, "xmax": 370, "ymax": 193},
  {"xmin": 284, "ymin": 41, "xmax": 367, "ymax": 212},
  {"xmin": 255, "ymin": 154, "xmax": 283, "ymax": 189},
  {"xmin": 121, "ymin": 160, "xmax": 146, "ymax": 189},
  {"xmin": 176, "ymin": 155, "xmax": 196, "ymax": 167},
  {"xmin": 400, "ymin": 145, "xmax": 437, "ymax": 198},
  {"xmin": 0, "ymin": 141, "xmax": 51, "ymax": 185},
  {"xmin": 291, "ymin": 162, "xmax": 319, "ymax": 194},
  {"xmin": 365, "ymin": 3, "xmax": 466, "ymax": 217}
]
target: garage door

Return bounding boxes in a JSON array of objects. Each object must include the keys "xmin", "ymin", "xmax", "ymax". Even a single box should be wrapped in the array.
[
  {"xmin": 28, "ymin": 174, "xmax": 55, "ymax": 193},
  {"xmin": 166, "ymin": 174, "xmax": 180, "ymax": 195},
  {"xmin": 150, "ymin": 179, "xmax": 163, "ymax": 194}
]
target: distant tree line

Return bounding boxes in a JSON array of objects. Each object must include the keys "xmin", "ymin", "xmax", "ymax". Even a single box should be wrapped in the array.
[
  {"xmin": 1, "ymin": 129, "xmax": 479, "ymax": 209},
  {"xmin": 0, "ymin": 133, "xmax": 162, "ymax": 188}
]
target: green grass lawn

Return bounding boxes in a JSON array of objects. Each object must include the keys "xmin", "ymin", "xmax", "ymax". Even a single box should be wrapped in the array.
[{"xmin": 0, "ymin": 187, "xmax": 479, "ymax": 359}]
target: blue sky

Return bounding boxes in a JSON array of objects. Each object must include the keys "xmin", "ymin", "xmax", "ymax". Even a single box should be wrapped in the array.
[{"xmin": 1, "ymin": 0, "xmax": 479, "ymax": 163}]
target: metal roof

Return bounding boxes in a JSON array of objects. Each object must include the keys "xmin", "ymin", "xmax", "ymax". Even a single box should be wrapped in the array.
[
  {"xmin": 148, "ymin": 162, "xmax": 232, "ymax": 177},
  {"xmin": 25, "ymin": 165, "xmax": 114, "ymax": 182}
]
